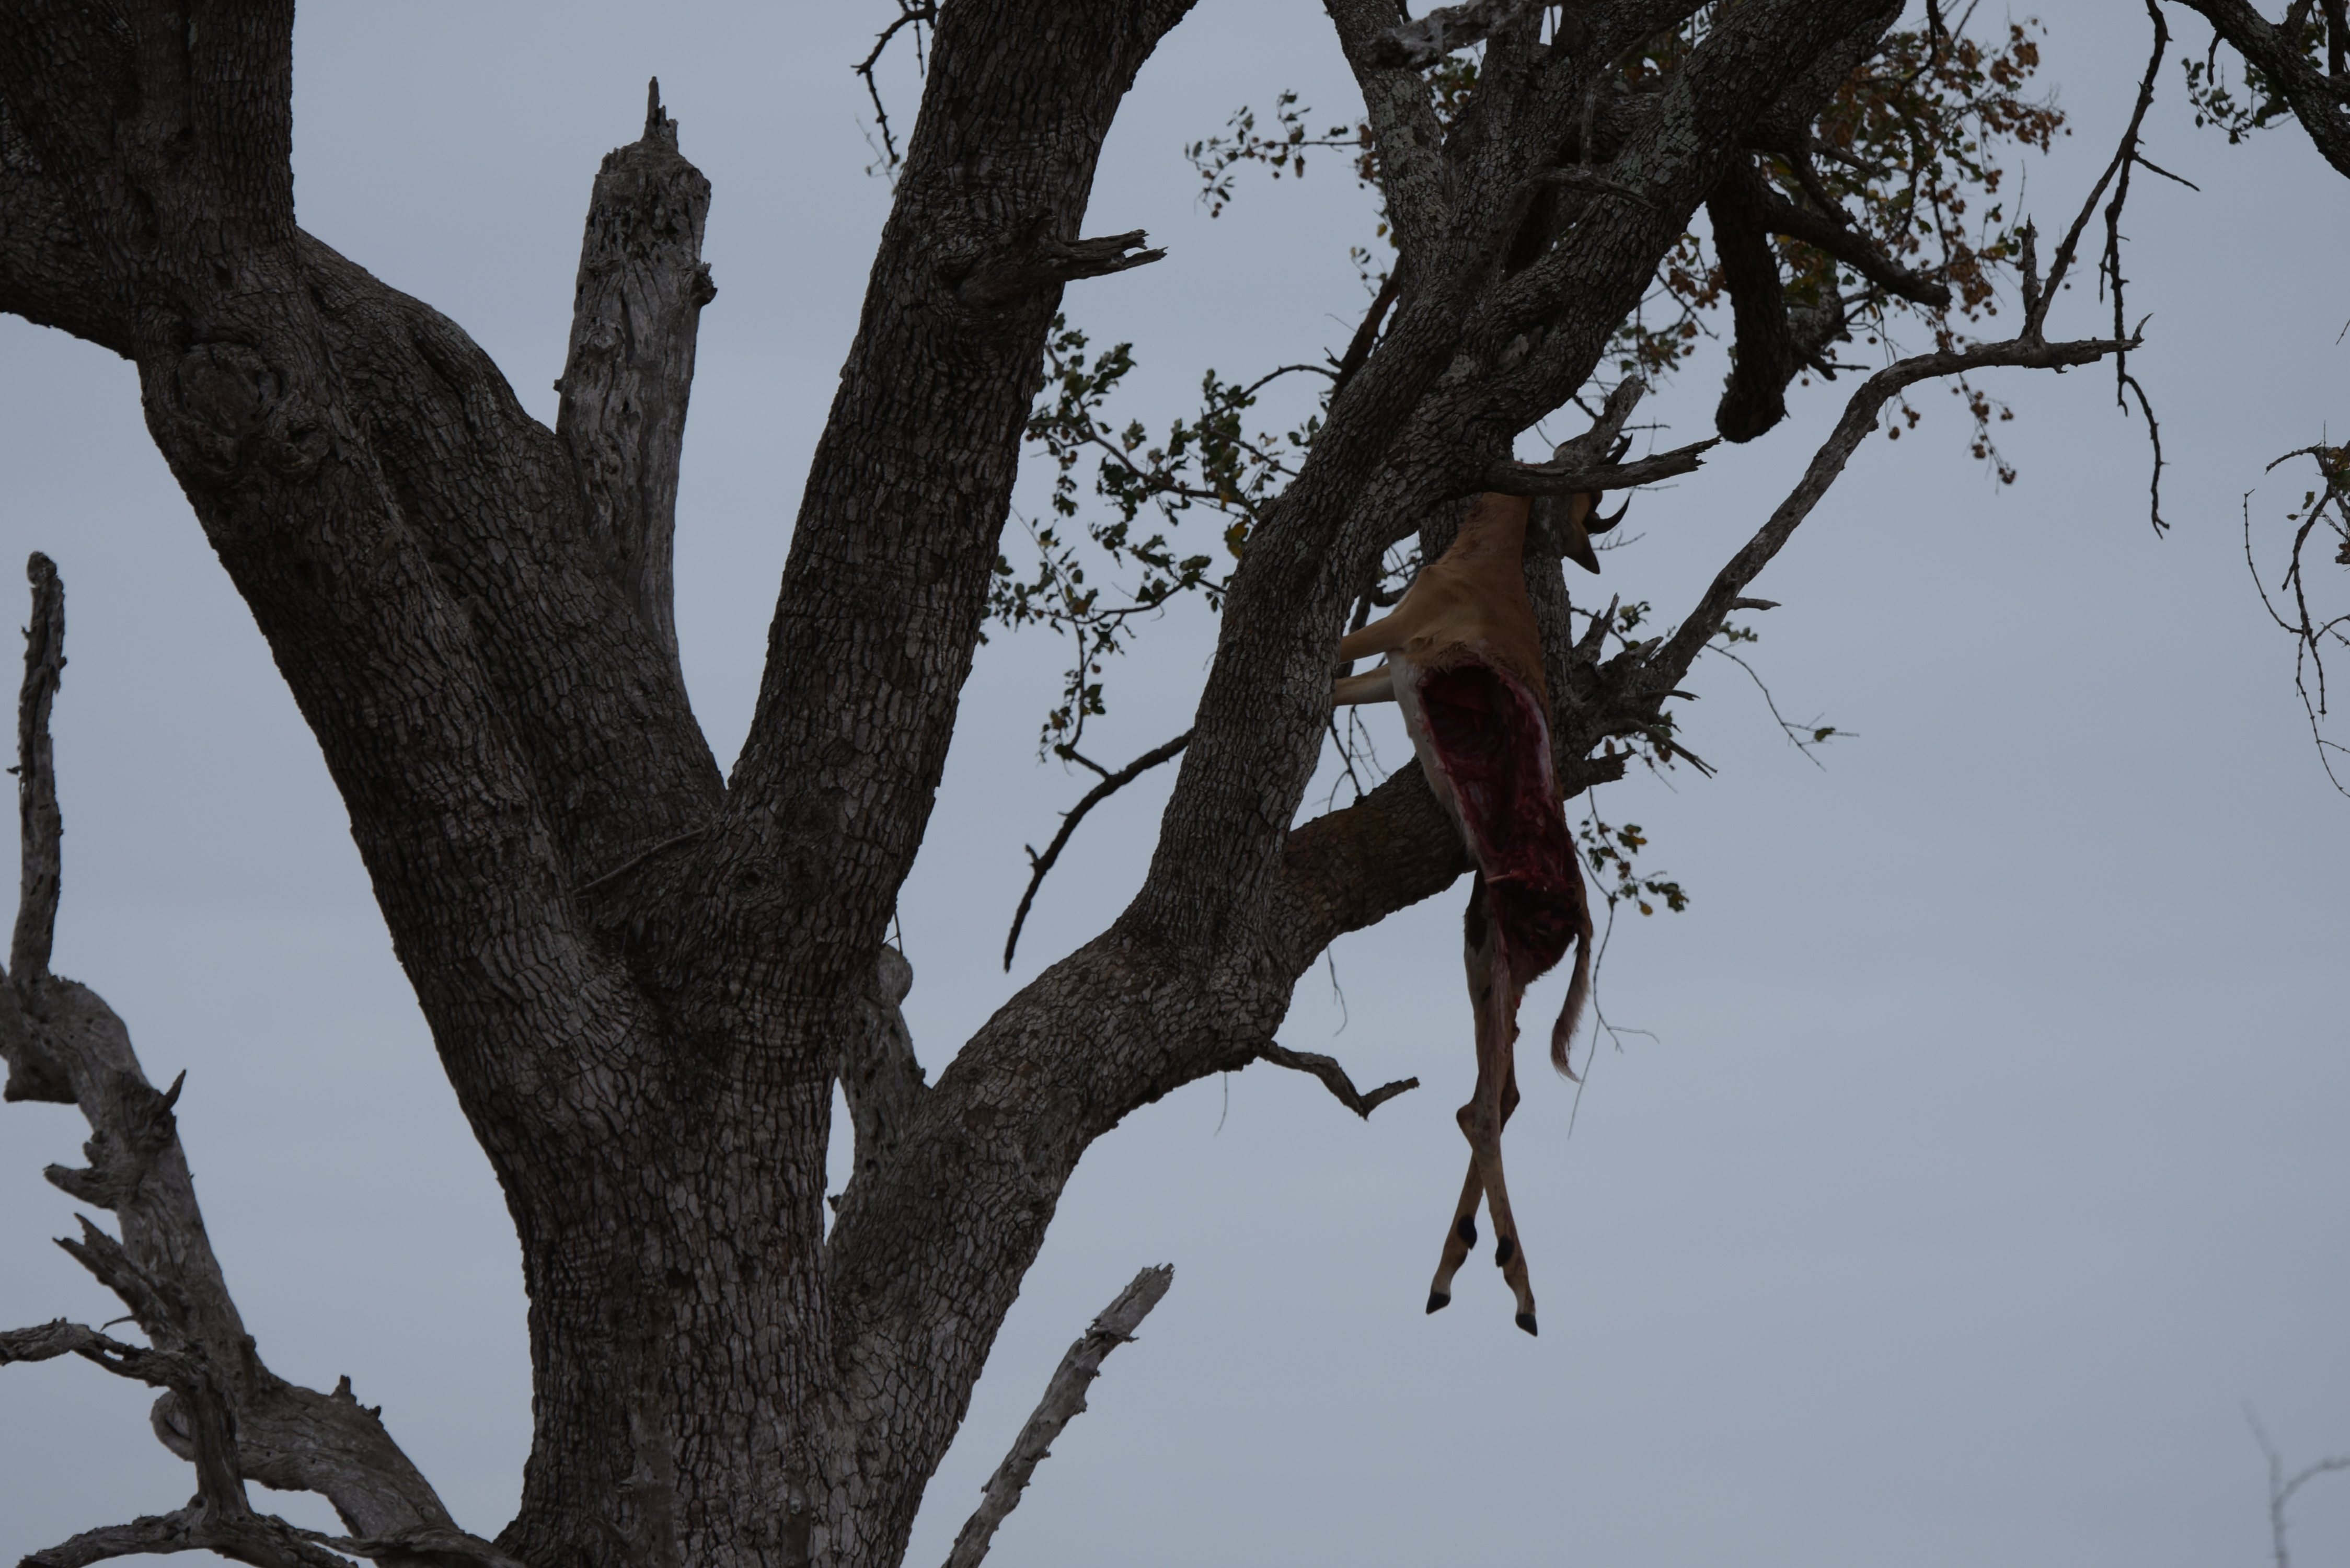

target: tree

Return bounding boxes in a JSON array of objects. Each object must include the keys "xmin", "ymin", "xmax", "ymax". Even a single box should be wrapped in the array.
[{"xmin": 1, "ymin": 4, "xmax": 2345, "ymax": 1567}]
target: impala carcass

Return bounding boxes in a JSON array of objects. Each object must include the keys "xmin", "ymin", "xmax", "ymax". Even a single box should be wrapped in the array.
[{"xmin": 1332, "ymin": 490, "xmax": 1606, "ymax": 1335}]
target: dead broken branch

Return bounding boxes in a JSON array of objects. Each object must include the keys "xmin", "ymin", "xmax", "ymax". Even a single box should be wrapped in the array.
[{"xmin": 942, "ymin": 1265, "xmax": 1176, "ymax": 1568}]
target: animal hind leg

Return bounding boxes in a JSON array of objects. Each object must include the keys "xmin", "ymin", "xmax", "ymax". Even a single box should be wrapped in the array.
[
  {"xmin": 1425, "ymin": 1060, "xmax": 1522, "ymax": 1313},
  {"xmin": 1464, "ymin": 1021, "xmax": 1536, "ymax": 1334},
  {"xmin": 1429, "ymin": 876, "xmax": 1499, "ymax": 1314},
  {"xmin": 1425, "ymin": 1159, "xmax": 1482, "ymax": 1313},
  {"xmin": 1427, "ymin": 875, "xmax": 1535, "ymax": 1331}
]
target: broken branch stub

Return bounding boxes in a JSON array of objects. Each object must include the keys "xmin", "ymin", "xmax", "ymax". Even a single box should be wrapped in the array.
[
  {"xmin": 554, "ymin": 76, "xmax": 716, "ymax": 684},
  {"xmin": 942, "ymin": 1265, "xmax": 1176, "ymax": 1568}
]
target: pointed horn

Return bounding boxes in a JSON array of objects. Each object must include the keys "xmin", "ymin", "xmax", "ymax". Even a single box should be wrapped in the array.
[{"xmin": 1583, "ymin": 498, "xmax": 1631, "ymax": 537}]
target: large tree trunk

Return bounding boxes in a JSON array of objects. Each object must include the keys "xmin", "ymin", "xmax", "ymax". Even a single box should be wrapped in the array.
[{"xmin": 2, "ymin": 3, "xmax": 2116, "ymax": 1564}]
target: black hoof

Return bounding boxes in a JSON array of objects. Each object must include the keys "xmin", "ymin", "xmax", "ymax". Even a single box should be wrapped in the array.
[
  {"xmin": 1455, "ymin": 1214, "xmax": 1477, "ymax": 1247},
  {"xmin": 1425, "ymin": 1290, "xmax": 1450, "ymax": 1314},
  {"xmin": 1515, "ymin": 1311, "xmax": 1538, "ymax": 1336},
  {"xmin": 1494, "ymin": 1235, "xmax": 1516, "ymax": 1267}
]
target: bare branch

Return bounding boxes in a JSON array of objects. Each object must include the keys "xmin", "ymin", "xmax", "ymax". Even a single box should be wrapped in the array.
[
  {"xmin": 942, "ymin": 1266, "xmax": 1176, "ymax": 1568},
  {"xmin": 2095, "ymin": 4, "xmax": 2172, "ymax": 534},
  {"xmin": 1, "ymin": 1318, "xmax": 187, "ymax": 1386},
  {"xmin": 1252, "ymin": 1042, "xmax": 1420, "ymax": 1119},
  {"xmin": 2242, "ymin": 444, "xmax": 2350, "ymax": 795},
  {"xmin": 0, "ymin": 561, "xmax": 482, "ymax": 1544},
  {"xmin": 2028, "ymin": 6, "xmax": 2165, "ymax": 341},
  {"xmin": 2248, "ymin": 1403, "xmax": 2350, "ymax": 1568},
  {"xmin": 554, "ymin": 78, "xmax": 717, "ymax": 684},
  {"xmin": 14, "ymin": 549, "xmax": 62, "ymax": 984},
  {"xmin": 1646, "ymin": 331, "xmax": 2136, "ymax": 693},
  {"xmin": 853, "ymin": 1, "xmax": 941, "ymax": 174},
  {"xmin": 1004, "ymin": 731, "xmax": 1192, "ymax": 970}
]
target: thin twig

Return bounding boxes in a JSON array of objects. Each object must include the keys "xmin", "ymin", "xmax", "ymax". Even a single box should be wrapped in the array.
[
  {"xmin": 853, "ymin": 1, "xmax": 939, "ymax": 175},
  {"xmin": 1252, "ymin": 1041, "xmax": 1418, "ymax": 1118},
  {"xmin": 1004, "ymin": 731, "xmax": 1192, "ymax": 969},
  {"xmin": 2247, "ymin": 1403, "xmax": 2350, "ymax": 1568},
  {"xmin": 2029, "ymin": 2, "xmax": 2166, "ymax": 340}
]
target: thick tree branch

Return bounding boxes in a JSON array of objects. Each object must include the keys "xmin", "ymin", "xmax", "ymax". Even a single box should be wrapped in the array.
[
  {"xmin": 2, "ymin": 11, "xmax": 677, "ymax": 1200},
  {"xmin": 715, "ymin": 0, "xmax": 1198, "ymax": 1020},
  {"xmin": 294, "ymin": 227, "xmax": 723, "ymax": 891},
  {"xmin": 555, "ymin": 77, "xmax": 717, "ymax": 684},
  {"xmin": 1323, "ymin": 0, "xmax": 1459, "ymax": 263},
  {"xmin": 941, "ymin": 1266, "xmax": 1173, "ymax": 1568},
  {"xmin": 2174, "ymin": 0, "xmax": 2350, "ymax": 176},
  {"xmin": 20, "ymin": 1506, "xmax": 356, "ymax": 1568},
  {"xmin": 1367, "ymin": 0, "xmax": 1548, "ymax": 70}
]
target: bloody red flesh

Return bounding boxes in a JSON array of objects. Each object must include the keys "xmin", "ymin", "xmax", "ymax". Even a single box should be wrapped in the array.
[{"xmin": 1416, "ymin": 663, "xmax": 1583, "ymax": 987}]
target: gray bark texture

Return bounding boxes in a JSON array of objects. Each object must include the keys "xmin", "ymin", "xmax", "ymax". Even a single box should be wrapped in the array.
[{"xmin": 0, "ymin": 2, "xmax": 2181, "ymax": 1564}]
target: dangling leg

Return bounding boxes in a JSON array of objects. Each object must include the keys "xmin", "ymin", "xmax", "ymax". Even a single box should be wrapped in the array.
[
  {"xmin": 1425, "ymin": 1160, "xmax": 1482, "ymax": 1314},
  {"xmin": 1427, "ymin": 876, "xmax": 1495, "ymax": 1314},
  {"xmin": 1427, "ymin": 875, "xmax": 1537, "ymax": 1332},
  {"xmin": 1463, "ymin": 935, "xmax": 1538, "ymax": 1334}
]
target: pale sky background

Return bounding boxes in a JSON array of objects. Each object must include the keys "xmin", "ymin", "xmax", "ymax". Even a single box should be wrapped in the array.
[{"xmin": 2, "ymin": 4, "xmax": 2346, "ymax": 1565}]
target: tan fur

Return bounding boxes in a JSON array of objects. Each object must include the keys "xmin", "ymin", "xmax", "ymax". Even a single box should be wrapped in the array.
[{"xmin": 1337, "ymin": 493, "xmax": 1549, "ymax": 706}]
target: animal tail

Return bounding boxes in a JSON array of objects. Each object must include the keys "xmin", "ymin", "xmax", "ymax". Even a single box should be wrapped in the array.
[{"xmin": 1549, "ymin": 906, "xmax": 1593, "ymax": 1080}]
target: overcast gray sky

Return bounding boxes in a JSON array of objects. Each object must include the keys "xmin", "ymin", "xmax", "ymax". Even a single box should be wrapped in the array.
[{"xmin": 3, "ymin": 4, "xmax": 2346, "ymax": 1565}]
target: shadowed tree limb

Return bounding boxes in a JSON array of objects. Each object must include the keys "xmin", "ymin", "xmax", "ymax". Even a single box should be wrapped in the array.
[
  {"xmin": 2174, "ymin": 0, "xmax": 2350, "ymax": 177},
  {"xmin": 941, "ymin": 1266, "xmax": 1175, "ymax": 1568},
  {"xmin": 0, "ymin": 558, "xmax": 501, "ymax": 1561},
  {"xmin": 1004, "ymin": 730, "xmax": 1193, "ymax": 970},
  {"xmin": 555, "ymin": 77, "xmax": 718, "ymax": 684},
  {"xmin": 1252, "ymin": 1043, "xmax": 1420, "ymax": 1118},
  {"xmin": 1646, "ymin": 328, "xmax": 2138, "ymax": 696}
]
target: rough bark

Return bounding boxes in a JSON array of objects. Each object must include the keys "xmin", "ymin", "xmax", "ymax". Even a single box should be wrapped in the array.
[
  {"xmin": 0, "ymin": 3, "xmax": 2149, "ymax": 1565},
  {"xmin": 556, "ymin": 79, "xmax": 717, "ymax": 684}
]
